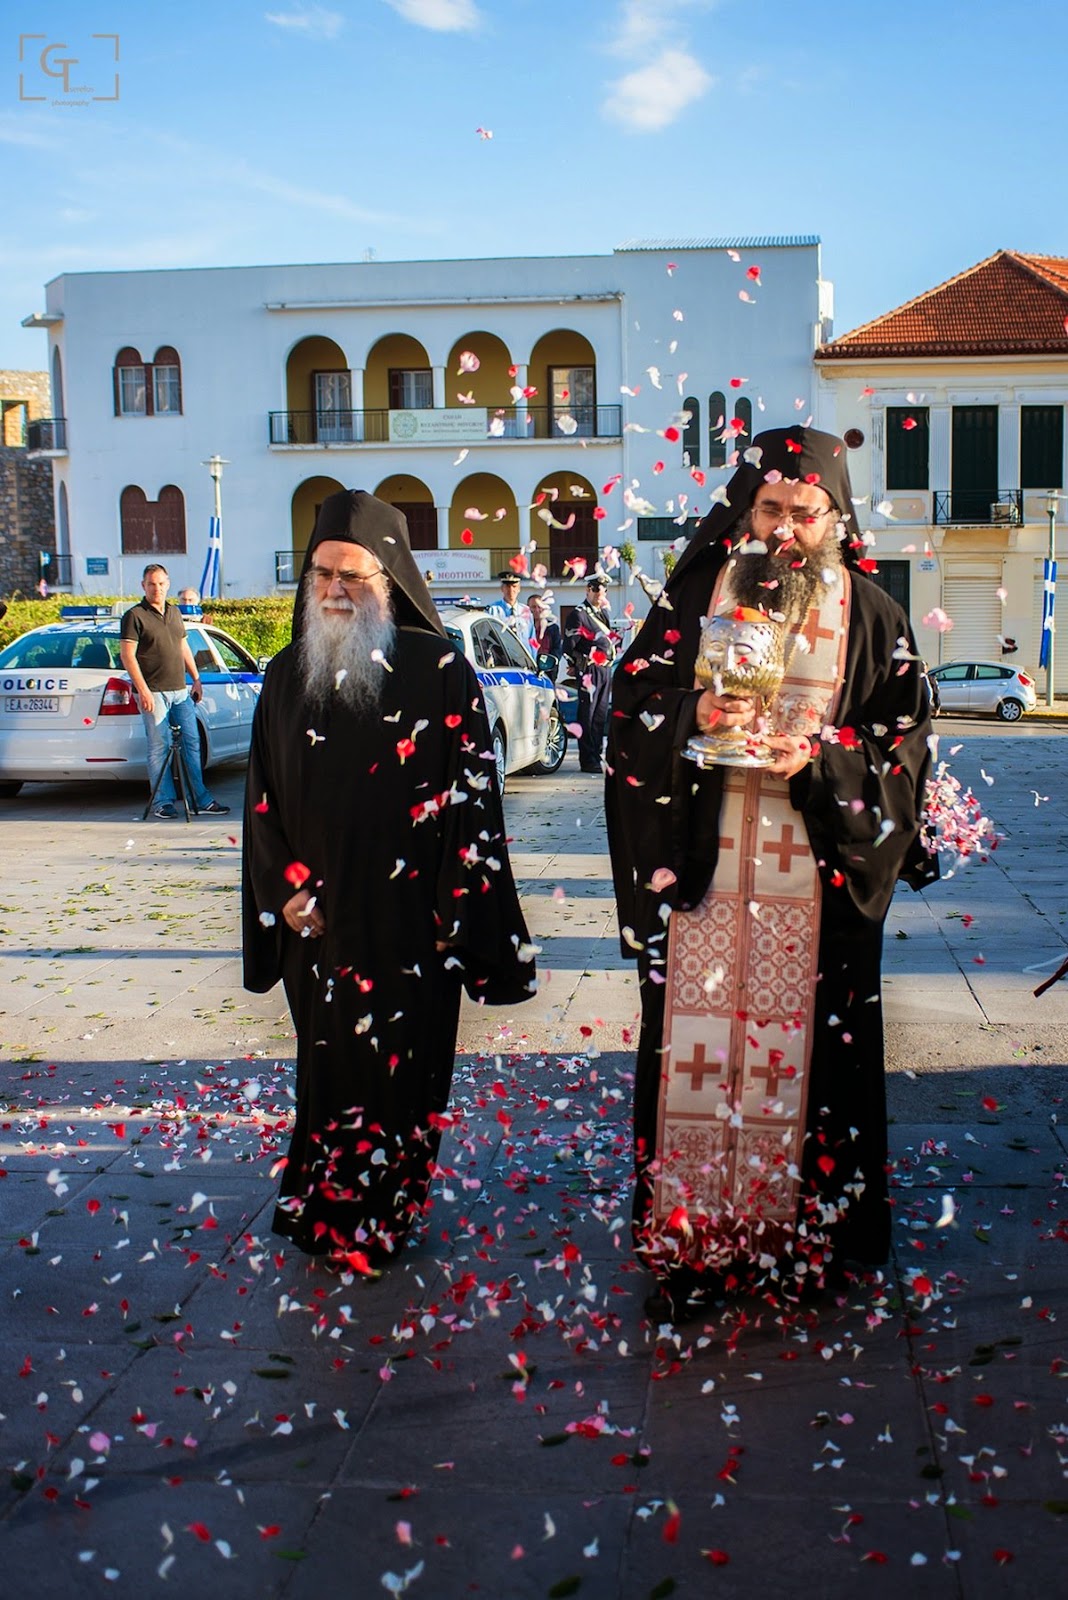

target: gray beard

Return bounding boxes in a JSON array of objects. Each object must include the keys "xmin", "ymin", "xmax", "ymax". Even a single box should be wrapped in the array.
[
  {"xmin": 298, "ymin": 581, "xmax": 396, "ymax": 714},
  {"xmin": 727, "ymin": 513, "xmax": 845, "ymax": 624}
]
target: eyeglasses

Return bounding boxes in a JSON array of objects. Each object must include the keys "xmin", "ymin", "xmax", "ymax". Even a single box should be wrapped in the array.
[
  {"xmin": 309, "ymin": 563, "xmax": 385, "ymax": 586},
  {"xmin": 752, "ymin": 501, "xmax": 837, "ymax": 528}
]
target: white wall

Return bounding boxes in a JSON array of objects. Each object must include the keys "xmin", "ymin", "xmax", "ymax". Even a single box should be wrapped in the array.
[{"xmin": 36, "ymin": 244, "xmax": 828, "ymax": 601}]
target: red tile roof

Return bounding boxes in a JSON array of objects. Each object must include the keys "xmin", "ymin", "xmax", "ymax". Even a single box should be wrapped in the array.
[{"xmin": 817, "ymin": 251, "xmax": 1068, "ymax": 359}]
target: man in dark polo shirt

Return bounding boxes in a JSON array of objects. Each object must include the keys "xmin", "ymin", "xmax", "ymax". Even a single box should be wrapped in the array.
[{"xmin": 119, "ymin": 563, "xmax": 230, "ymax": 819}]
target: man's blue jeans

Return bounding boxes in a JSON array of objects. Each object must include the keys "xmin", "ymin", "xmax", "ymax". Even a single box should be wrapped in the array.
[{"xmin": 142, "ymin": 688, "xmax": 212, "ymax": 808}]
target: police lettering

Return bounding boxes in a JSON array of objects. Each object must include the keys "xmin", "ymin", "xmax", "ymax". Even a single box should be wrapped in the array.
[{"xmin": 2, "ymin": 676, "xmax": 68, "ymax": 692}]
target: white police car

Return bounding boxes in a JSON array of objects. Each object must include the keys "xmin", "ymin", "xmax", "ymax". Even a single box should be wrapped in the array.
[
  {"xmin": 0, "ymin": 607, "xmax": 263, "ymax": 796},
  {"xmin": 436, "ymin": 602, "xmax": 567, "ymax": 789}
]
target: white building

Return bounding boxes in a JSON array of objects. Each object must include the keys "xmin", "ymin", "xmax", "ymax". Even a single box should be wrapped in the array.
[
  {"xmin": 816, "ymin": 250, "xmax": 1068, "ymax": 688},
  {"xmin": 24, "ymin": 239, "xmax": 832, "ymax": 607}
]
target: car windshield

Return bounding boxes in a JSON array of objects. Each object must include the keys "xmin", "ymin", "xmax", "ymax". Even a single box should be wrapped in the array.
[{"xmin": 0, "ymin": 631, "xmax": 121, "ymax": 670}]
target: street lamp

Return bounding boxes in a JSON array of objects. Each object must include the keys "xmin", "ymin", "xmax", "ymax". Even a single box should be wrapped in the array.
[
  {"xmin": 1045, "ymin": 490, "xmax": 1059, "ymax": 708},
  {"xmin": 201, "ymin": 454, "xmax": 229, "ymax": 596}
]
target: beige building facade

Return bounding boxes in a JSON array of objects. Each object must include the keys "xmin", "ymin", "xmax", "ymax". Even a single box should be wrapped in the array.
[{"xmin": 816, "ymin": 252, "xmax": 1068, "ymax": 693}]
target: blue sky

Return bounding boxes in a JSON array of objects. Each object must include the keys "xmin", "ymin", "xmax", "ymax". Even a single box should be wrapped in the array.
[{"xmin": 4, "ymin": 0, "xmax": 1068, "ymax": 374}]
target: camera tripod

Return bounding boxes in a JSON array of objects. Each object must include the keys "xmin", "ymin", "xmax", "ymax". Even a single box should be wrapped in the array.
[{"xmin": 142, "ymin": 717, "xmax": 198, "ymax": 822}]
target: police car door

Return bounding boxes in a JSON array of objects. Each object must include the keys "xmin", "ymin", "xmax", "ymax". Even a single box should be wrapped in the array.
[
  {"xmin": 491, "ymin": 618, "xmax": 545, "ymax": 769},
  {"xmin": 208, "ymin": 630, "xmax": 262, "ymax": 749},
  {"xmin": 185, "ymin": 627, "xmax": 240, "ymax": 759}
]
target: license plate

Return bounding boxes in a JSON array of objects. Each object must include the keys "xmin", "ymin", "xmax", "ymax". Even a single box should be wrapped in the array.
[{"xmin": 5, "ymin": 696, "xmax": 59, "ymax": 713}]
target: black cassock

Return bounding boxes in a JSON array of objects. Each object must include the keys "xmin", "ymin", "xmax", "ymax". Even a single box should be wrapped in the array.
[
  {"xmin": 243, "ymin": 625, "xmax": 535, "ymax": 1262},
  {"xmin": 606, "ymin": 429, "xmax": 936, "ymax": 1276}
]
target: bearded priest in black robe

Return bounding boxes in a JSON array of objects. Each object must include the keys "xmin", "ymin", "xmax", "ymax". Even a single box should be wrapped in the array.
[
  {"xmin": 606, "ymin": 428, "xmax": 936, "ymax": 1317},
  {"xmin": 243, "ymin": 491, "xmax": 536, "ymax": 1270}
]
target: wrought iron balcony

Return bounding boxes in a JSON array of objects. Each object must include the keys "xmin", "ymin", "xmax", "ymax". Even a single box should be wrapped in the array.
[
  {"xmin": 933, "ymin": 488, "xmax": 1023, "ymax": 525},
  {"xmin": 27, "ymin": 417, "xmax": 68, "ymax": 452},
  {"xmin": 268, "ymin": 404, "xmax": 623, "ymax": 447}
]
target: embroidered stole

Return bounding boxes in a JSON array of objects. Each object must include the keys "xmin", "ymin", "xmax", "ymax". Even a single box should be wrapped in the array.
[{"xmin": 653, "ymin": 568, "xmax": 851, "ymax": 1263}]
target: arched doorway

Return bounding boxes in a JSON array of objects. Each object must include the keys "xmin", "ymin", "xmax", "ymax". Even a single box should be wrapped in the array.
[
  {"xmin": 285, "ymin": 336, "xmax": 352, "ymax": 443},
  {"xmin": 289, "ymin": 475, "xmax": 346, "ymax": 579},
  {"xmin": 374, "ymin": 473, "xmax": 437, "ymax": 551},
  {"xmin": 449, "ymin": 473, "xmax": 518, "ymax": 561},
  {"xmin": 527, "ymin": 329, "xmax": 598, "ymax": 439},
  {"xmin": 529, "ymin": 470, "xmax": 600, "ymax": 581},
  {"xmin": 365, "ymin": 334, "xmax": 433, "ymax": 413},
  {"xmin": 445, "ymin": 332, "xmax": 513, "ymax": 414}
]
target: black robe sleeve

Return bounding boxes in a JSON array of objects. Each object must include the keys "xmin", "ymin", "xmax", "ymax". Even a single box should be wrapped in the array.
[
  {"xmin": 241, "ymin": 639, "xmax": 536, "ymax": 1006},
  {"xmin": 788, "ymin": 577, "xmax": 938, "ymax": 920},
  {"xmin": 241, "ymin": 652, "xmax": 298, "ymax": 994},
  {"xmin": 430, "ymin": 652, "xmax": 537, "ymax": 1005}
]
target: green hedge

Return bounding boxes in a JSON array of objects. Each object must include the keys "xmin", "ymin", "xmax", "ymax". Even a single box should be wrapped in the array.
[{"xmin": 0, "ymin": 596, "xmax": 294, "ymax": 660}]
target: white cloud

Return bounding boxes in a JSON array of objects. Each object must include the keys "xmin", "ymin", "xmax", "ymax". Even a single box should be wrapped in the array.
[
  {"xmin": 264, "ymin": 6, "xmax": 345, "ymax": 40},
  {"xmin": 384, "ymin": 0, "xmax": 480, "ymax": 32},
  {"xmin": 603, "ymin": 48, "xmax": 713, "ymax": 132},
  {"xmin": 608, "ymin": 0, "xmax": 715, "ymax": 56}
]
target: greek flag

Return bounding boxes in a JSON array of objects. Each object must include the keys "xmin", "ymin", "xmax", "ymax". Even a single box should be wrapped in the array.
[
  {"xmin": 1040, "ymin": 558, "xmax": 1057, "ymax": 670},
  {"xmin": 199, "ymin": 515, "xmax": 222, "ymax": 600}
]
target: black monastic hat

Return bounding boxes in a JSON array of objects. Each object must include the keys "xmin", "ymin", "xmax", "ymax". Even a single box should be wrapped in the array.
[{"xmin": 292, "ymin": 490, "xmax": 445, "ymax": 643}]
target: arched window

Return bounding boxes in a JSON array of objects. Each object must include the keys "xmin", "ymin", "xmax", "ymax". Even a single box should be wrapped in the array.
[
  {"xmin": 152, "ymin": 345, "xmax": 182, "ymax": 416},
  {"xmin": 113, "ymin": 345, "xmax": 183, "ymax": 417},
  {"xmin": 114, "ymin": 348, "xmax": 146, "ymax": 416},
  {"xmin": 51, "ymin": 346, "xmax": 65, "ymax": 419},
  {"xmin": 733, "ymin": 397, "xmax": 753, "ymax": 457},
  {"xmin": 682, "ymin": 396, "xmax": 700, "ymax": 468},
  {"xmin": 708, "ymin": 390, "xmax": 727, "ymax": 469},
  {"xmin": 57, "ymin": 481, "xmax": 70, "ymax": 560},
  {"xmin": 120, "ymin": 484, "xmax": 186, "ymax": 554}
]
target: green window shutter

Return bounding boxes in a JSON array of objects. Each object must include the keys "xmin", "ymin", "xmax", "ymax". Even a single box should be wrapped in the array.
[
  {"xmin": 708, "ymin": 390, "xmax": 726, "ymax": 468},
  {"xmin": 734, "ymin": 397, "xmax": 752, "ymax": 454},
  {"xmin": 682, "ymin": 396, "xmax": 700, "ymax": 467},
  {"xmin": 886, "ymin": 407, "xmax": 929, "ymax": 490},
  {"xmin": 1021, "ymin": 405, "xmax": 1064, "ymax": 489}
]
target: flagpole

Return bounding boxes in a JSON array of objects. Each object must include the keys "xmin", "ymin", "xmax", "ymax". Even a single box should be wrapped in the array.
[
  {"xmin": 1047, "ymin": 490, "xmax": 1058, "ymax": 708},
  {"xmin": 202, "ymin": 454, "xmax": 229, "ymax": 596}
]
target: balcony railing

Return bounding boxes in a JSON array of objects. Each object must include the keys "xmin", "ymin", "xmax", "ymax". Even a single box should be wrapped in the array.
[
  {"xmin": 276, "ymin": 546, "xmax": 626, "ymax": 587},
  {"xmin": 933, "ymin": 488, "xmax": 1023, "ymax": 525},
  {"xmin": 27, "ymin": 417, "xmax": 68, "ymax": 452},
  {"xmin": 39, "ymin": 551, "xmax": 73, "ymax": 587},
  {"xmin": 268, "ymin": 404, "xmax": 623, "ymax": 446}
]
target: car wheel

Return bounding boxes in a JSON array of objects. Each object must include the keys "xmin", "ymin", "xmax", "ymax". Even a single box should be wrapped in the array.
[
  {"xmin": 199, "ymin": 723, "xmax": 210, "ymax": 770},
  {"xmin": 0, "ymin": 780, "xmax": 24, "ymax": 797},
  {"xmin": 997, "ymin": 698, "xmax": 1024, "ymax": 722},
  {"xmin": 491, "ymin": 725, "xmax": 507, "ymax": 793},
  {"xmin": 531, "ymin": 702, "xmax": 568, "ymax": 775}
]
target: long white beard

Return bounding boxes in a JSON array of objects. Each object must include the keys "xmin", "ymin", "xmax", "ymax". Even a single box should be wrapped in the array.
[{"xmin": 298, "ymin": 583, "xmax": 396, "ymax": 713}]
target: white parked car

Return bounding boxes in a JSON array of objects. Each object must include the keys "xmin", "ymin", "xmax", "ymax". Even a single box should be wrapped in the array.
[
  {"xmin": 0, "ymin": 611, "xmax": 263, "ymax": 795},
  {"xmin": 926, "ymin": 660, "xmax": 1038, "ymax": 721},
  {"xmin": 436, "ymin": 603, "xmax": 567, "ymax": 788}
]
